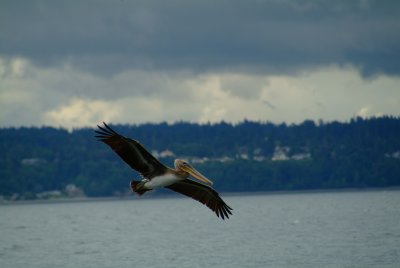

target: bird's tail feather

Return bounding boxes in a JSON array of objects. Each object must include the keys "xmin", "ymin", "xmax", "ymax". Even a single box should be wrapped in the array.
[{"xmin": 130, "ymin": 180, "xmax": 149, "ymax": 196}]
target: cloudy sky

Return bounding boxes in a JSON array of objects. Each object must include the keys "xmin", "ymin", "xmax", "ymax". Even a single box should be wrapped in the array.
[{"xmin": 1, "ymin": 0, "xmax": 400, "ymax": 128}]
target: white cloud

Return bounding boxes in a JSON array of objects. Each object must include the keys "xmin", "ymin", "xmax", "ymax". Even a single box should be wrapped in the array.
[
  {"xmin": 357, "ymin": 106, "xmax": 372, "ymax": 118},
  {"xmin": 43, "ymin": 98, "xmax": 122, "ymax": 129},
  {"xmin": 259, "ymin": 65, "xmax": 400, "ymax": 122},
  {"xmin": 0, "ymin": 57, "xmax": 399, "ymax": 128}
]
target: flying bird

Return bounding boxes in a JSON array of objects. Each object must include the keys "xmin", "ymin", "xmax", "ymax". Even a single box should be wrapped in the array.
[{"xmin": 95, "ymin": 122, "xmax": 232, "ymax": 219}]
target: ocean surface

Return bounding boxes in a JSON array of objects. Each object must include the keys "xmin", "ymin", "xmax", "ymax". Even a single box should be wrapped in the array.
[{"xmin": 1, "ymin": 190, "xmax": 399, "ymax": 268}]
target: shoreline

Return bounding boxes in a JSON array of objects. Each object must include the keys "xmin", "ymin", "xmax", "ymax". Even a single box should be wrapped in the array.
[{"xmin": 1, "ymin": 186, "xmax": 400, "ymax": 206}]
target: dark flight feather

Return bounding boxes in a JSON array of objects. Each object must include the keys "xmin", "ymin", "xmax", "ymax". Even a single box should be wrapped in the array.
[
  {"xmin": 166, "ymin": 180, "xmax": 233, "ymax": 219},
  {"xmin": 95, "ymin": 122, "xmax": 167, "ymax": 178}
]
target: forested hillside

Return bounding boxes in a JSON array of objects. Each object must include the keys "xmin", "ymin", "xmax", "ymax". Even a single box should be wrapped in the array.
[{"xmin": 1, "ymin": 117, "xmax": 400, "ymax": 200}]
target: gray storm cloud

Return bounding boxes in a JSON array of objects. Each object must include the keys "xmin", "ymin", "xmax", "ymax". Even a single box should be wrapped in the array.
[{"xmin": 1, "ymin": 0, "xmax": 400, "ymax": 76}]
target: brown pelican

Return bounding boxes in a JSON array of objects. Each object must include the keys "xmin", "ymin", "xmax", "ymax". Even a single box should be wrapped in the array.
[{"xmin": 95, "ymin": 122, "xmax": 232, "ymax": 219}]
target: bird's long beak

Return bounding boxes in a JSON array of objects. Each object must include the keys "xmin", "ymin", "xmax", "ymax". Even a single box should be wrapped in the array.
[{"xmin": 183, "ymin": 166, "xmax": 214, "ymax": 185}]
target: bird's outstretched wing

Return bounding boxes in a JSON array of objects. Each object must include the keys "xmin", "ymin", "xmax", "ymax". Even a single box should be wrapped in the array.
[
  {"xmin": 95, "ymin": 122, "xmax": 167, "ymax": 178},
  {"xmin": 166, "ymin": 180, "xmax": 233, "ymax": 219}
]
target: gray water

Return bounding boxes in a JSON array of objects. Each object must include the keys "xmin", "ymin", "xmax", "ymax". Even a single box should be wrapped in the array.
[{"xmin": 1, "ymin": 190, "xmax": 399, "ymax": 268}]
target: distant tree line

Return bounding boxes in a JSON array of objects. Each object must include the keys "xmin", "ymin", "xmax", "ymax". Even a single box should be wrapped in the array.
[{"xmin": 1, "ymin": 116, "xmax": 400, "ymax": 200}]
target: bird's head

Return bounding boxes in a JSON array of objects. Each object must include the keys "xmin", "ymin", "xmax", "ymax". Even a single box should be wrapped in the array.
[{"xmin": 174, "ymin": 159, "xmax": 213, "ymax": 186}]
